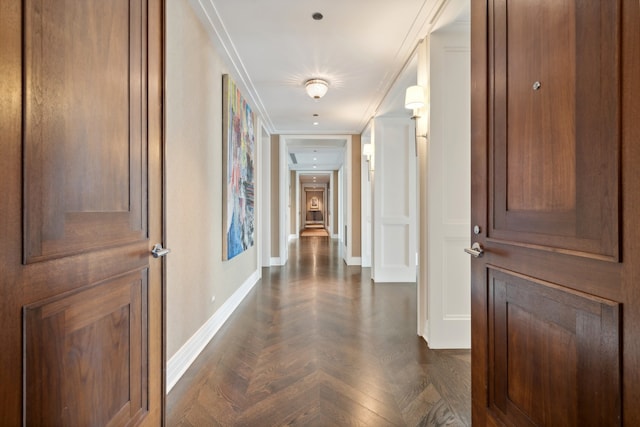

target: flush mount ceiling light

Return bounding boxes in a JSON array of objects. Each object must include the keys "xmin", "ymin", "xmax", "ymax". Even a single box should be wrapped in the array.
[{"xmin": 305, "ymin": 79, "xmax": 329, "ymax": 99}]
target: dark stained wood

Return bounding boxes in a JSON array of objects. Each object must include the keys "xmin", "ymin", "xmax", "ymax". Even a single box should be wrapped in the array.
[
  {"xmin": 0, "ymin": 0, "xmax": 164, "ymax": 425},
  {"xmin": 621, "ymin": 1, "xmax": 640, "ymax": 425},
  {"xmin": 489, "ymin": 269, "xmax": 620, "ymax": 426},
  {"xmin": 472, "ymin": 0, "xmax": 640, "ymax": 425},
  {"xmin": 505, "ymin": 0, "xmax": 576, "ymax": 212},
  {"xmin": 23, "ymin": 0, "xmax": 146, "ymax": 264},
  {"xmin": 148, "ymin": 0, "xmax": 166, "ymax": 423},
  {"xmin": 470, "ymin": 0, "xmax": 489, "ymax": 424},
  {"xmin": 490, "ymin": 0, "xmax": 620, "ymax": 261},
  {"xmin": 25, "ymin": 272, "xmax": 148, "ymax": 426},
  {"xmin": 167, "ymin": 237, "xmax": 471, "ymax": 426},
  {"xmin": 0, "ymin": 0, "xmax": 25, "ymax": 421}
]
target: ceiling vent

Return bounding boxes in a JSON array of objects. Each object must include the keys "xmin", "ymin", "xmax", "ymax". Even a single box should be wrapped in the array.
[{"xmin": 289, "ymin": 153, "xmax": 298, "ymax": 164}]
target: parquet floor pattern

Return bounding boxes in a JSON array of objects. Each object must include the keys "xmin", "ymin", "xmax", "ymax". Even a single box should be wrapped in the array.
[{"xmin": 167, "ymin": 237, "xmax": 471, "ymax": 426}]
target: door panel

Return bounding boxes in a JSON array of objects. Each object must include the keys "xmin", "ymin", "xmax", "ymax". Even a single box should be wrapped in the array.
[
  {"xmin": 25, "ymin": 271, "xmax": 148, "ymax": 426},
  {"xmin": 373, "ymin": 118, "xmax": 417, "ymax": 282},
  {"xmin": 425, "ymin": 30, "xmax": 471, "ymax": 348},
  {"xmin": 24, "ymin": 0, "xmax": 147, "ymax": 263},
  {"xmin": 472, "ymin": 0, "xmax": 639, "ymax": 425},
  {"xmin": 488, "ymin": 268, "xmax": 620, "ymax": 426},
  {"xmin": 490, "ymin": 0, "xmax": 620, "ymax": 261},
  {"xmin": 0, "ymin": 0, "xmax": 163, "ymax": 425}
]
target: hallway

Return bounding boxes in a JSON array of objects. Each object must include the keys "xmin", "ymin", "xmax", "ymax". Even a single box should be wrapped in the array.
[{"xmin": 167, "ymin": 237, "xmax": 471, "ymax": 426}]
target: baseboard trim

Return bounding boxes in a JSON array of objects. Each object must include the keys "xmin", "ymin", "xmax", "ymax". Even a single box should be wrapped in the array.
[
  {"xmin": 270, "ymin": 257, "xmax": 282, "ymax": 266},
  {"xmin": 166, "ymin": 269, "xmax": 260, "ymax": 393},
  {"xmin": 345, "ymin": 256, "xmax": 362, "ymax": 266}
]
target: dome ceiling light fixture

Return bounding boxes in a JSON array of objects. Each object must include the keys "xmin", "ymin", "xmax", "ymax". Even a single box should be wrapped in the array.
[{"xmin": 305, "ymin": 79, "xmax": 329, "ymax": 99}]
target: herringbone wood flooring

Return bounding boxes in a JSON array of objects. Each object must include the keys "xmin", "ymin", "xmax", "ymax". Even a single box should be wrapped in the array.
[
  {"xmin": 167, "ymin": 237, "xmax": 471, "ymax": 426},
  {"xmin": 300, "ymin": 228, "xmax": 330, "ymax": 237}
]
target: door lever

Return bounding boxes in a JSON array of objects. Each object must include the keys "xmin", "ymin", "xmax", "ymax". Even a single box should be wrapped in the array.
[
  {"xmin": 464, "ymin": 242, "xmax": 484, "ymax": 258},
  {"xmin": 151, "ymin": 243, "xmax": 171, "ymax": 258}
]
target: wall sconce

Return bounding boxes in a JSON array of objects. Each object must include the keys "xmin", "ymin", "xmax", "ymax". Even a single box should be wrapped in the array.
[
  {"xmin": 362, "ymin": 143, "xmax": 374, "ymax": 162},
  {"xmin": 362, "ymin": 143, "xmax": 374, "ymax": 181},
  {"xmin": 404, "ymin": 85, "xmax": 425, "ymax": 119},
  {"xmin": 405, "ymin": 85, "xmax": 428, "ymax": 155},
  {"xmin": 305, "ymin": 79, "xmax": 329, "ymax": 99}
]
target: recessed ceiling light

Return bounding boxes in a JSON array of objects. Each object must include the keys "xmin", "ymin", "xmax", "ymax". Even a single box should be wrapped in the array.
[
  {"xmin": 313, "ymin": 157, "xmax": 317, "ymax": 161},
  {"xmin": 313, "ymin": 113, "xmax": 319, "ymax": 117},
  {"xmin": 312, "ymin": 12, "xmax": 323, "ymax": 20},
  {"xmin": 313, "ymin": 165, "xmax": 317, "ymax": 168},
  {"xmin": 313, "ymin": 122, "xmax": 319, "ymax": 126}
]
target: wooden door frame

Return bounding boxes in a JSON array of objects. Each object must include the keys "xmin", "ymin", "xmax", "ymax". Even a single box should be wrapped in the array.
[
  {"xmin": 470, "ymin": 0, "xmax": 489, "ymax": 422},
  {"xmin": 157, "ymin": 0, "xmax": 167, "ymax": 422}
]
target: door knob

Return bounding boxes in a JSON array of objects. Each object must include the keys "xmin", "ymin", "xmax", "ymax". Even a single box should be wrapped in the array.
[
  {"xmin": 151, "ymin": 243, "xmax": 171, "ymax": 258},
  {"xmin": 464, "ymin": 242, "xmax": 484, "ymax": 258}
]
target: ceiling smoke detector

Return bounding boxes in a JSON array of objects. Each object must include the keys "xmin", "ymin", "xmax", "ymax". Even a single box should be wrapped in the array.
[{"xmin": 305, "ymin": 79, "xmax": 329, "ymax": 99}]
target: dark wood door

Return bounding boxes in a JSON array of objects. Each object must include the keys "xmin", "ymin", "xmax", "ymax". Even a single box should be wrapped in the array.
[
  {"xmin": 471, "ymin": 0, "xmax": 639, "ymax": 425},
  {"xmin": 0, "ymin": 0, "xmax": 164, "ymax": 425}
]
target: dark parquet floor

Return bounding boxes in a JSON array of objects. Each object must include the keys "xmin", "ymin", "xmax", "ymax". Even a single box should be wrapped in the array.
[{"xmin": 167, "ymin": 237, "xmax": 471, "ymax": 426}]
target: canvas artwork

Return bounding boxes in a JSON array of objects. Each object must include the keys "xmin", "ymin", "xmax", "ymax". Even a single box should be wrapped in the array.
[{"xmin": 222, "ymin": 74, "xmax": 256, "ymax": 260}]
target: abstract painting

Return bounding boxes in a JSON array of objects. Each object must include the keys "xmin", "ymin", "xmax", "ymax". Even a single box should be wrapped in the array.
[{"xmin": 222, "ymin": 74, "xmax": 255, "ymax": 260}]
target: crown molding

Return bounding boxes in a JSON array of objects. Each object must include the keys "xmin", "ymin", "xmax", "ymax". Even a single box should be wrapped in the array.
[{"xmin": 188, "ymin": 0, "xmax": 276, "ymax": 133}]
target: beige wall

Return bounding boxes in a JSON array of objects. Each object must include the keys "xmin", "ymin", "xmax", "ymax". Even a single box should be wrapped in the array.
[
  {"xmin": 306, "ymin": 190, "xmax": 325, "ymax": 213},
  {"xmin": 306, "ymin": 191, "xmax": 324, "ymax": 208},
  {"xmin": 165, "ymin": 1, "xmax": 258, "ymax": 358},
  {"xmin": 351, "ymin": 135, "xmax": 362, "ymax": 257},
  {"xmin": 270, "ymin": 135, "xmax": 280, "ymax": 256}
]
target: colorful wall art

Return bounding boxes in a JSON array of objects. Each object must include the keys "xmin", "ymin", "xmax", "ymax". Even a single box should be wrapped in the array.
[{"xmin": 222, "ymin": 74, "xmax": 256, "ymax": 260}]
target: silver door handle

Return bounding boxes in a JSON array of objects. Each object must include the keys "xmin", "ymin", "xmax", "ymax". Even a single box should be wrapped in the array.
[
  {"xmin": 151, "ymin": 243, "xmax": 171, "ymax": 258},
  {"xmin": 464, "ymin": 242, "xmax": 484, "ymax": 258}
]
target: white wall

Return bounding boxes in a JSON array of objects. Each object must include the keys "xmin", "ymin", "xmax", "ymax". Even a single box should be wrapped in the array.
[
  {"xmin": 424, "ymin": 26, "xmax": 471, "ymax": 349},
  {"xmin": 361, "ymin": 130, "xmax": 373, "ymax": 268},
  {"xmin": 279, "ymin": 137, "xmax": 289, "ymax": 264},
  {"xmin": 261, "ymin": 126, "xmax": 271, "ymax": 267}
]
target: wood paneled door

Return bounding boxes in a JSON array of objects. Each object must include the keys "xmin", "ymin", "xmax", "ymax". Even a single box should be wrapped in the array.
[
  {"xmin": 0, "ymin": 0, "xmax": 164, "ymax": 425},
  {"xmin": 471, "ymin": 0, "xmax": 639, "ymax": 425}
]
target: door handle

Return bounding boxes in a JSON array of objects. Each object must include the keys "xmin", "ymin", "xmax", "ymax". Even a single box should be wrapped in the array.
[
  {"xmin": 464, "ymin": 242, "xmax": 484, "ymax": 258},
  {"xmin": 151, "ymin": 243, "xmax": 171, "ymax": 258}
]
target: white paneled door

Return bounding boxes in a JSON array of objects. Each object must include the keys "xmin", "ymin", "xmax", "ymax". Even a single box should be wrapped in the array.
[
  {"xmin": 373, "ymin": 118, "xmax": 417, "ymax": 283},
  {"xmin": 426, "ymin": 28, "xmax": 471, "ymax": 349}
]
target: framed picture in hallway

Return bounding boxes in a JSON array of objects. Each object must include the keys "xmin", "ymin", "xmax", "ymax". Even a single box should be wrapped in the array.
[{"xmin": 222, "ymin": 74, "xmax": 256, "ymax": 260}]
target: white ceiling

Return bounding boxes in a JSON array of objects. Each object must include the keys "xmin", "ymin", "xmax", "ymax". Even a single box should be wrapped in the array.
[{"xmin": 194, "ymin": 0, "xmax": 470, "ymax": 175}]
